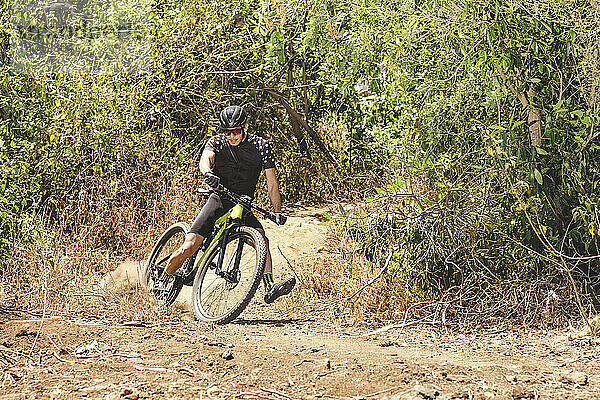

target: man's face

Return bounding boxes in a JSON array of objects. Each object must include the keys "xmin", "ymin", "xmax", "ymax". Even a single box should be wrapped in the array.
[{"xmin": 224, "ymin": 125, "xmax": 245, "ymax": 146}]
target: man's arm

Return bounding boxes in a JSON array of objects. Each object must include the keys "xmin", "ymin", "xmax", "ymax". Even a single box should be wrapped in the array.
[
  {"xmin": 265, "ymin": 168, "xmax": 281, "ymax": 213},
  {"xmin": 200, "ymin": 149, "xmax": 215, "ymax": 175}
]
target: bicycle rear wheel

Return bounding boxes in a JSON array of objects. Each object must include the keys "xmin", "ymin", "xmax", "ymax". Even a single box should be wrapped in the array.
[
  {"xmin": 143, "ymin": 222, "xmax": 189, "ymax": 306},
  {"xmin": 192, "ymin": 226, "xmax": 266, "ymax": 324}
]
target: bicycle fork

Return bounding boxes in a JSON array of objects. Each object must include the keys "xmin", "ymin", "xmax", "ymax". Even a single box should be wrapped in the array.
[{"xmin": 216, "ymin": 218, "xmax": 243, "ymax": 283}]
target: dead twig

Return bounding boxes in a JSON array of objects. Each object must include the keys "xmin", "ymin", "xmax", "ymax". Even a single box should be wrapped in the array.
[
  {"xmin": 292, "ymin": 358, "xmax": 317, "ymax": 367},
  {"xmin": 360, "ymin": 321, "xmax": 423, "ymax": 337},
  {"xmin": 360, "ymin": 385, "xmax": 403, "ymax": 398},
  {"xmin": 259, "ymin": 387, "xmax": 295, "ymax": 399},
  {"xmin": 345, "ymin": 251, "xmax": 395, "ymax": 303},
  {"xmin": 166, "ymin": 349, "xmax": 196, "ymax": 356},
  {"xmin": 178, "ymin": 366, "xmax": 195, "ymax": 377},
  {"xmin": 52, "ymin": 350, "xmax": 75, "ymax": 364},
  {"xmin": 70, "ymin": 292, "xmax": 108, "ymax": 301},
  {"xmin": 28, "ymin": 282, "xmax": 48, "ymax": 357},
  {"xmin": 277, "ymin": 244, "xmax": 300, "ymax": 281}
]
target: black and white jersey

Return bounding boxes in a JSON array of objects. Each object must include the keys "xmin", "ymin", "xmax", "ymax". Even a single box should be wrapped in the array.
[{"xmin": 205, "ymin": 133, "xmax": 276, "ymax": 197}]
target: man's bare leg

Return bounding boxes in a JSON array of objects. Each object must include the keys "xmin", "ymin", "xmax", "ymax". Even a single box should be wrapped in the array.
[
  {"xmin": 256, "ymin": 229, "xmax": 272, "ymax": 274},
  {"xmin": 165, "ymin": 233, "xmax": 204, "ymax": 275},
  {"xmin": 256, "ymin": 228, "xmax": 295, "ymax": 303}
]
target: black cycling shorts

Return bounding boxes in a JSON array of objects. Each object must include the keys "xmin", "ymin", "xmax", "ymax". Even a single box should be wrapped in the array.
[{"xmin": 189, "ymin": 193, "xmax": 264, "ymax": 237}]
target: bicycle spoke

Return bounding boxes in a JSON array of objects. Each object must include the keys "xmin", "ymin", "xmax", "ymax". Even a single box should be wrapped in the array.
[{"xmin": 201, "ymin": 271, "xmax": 222, "ymax": 301}]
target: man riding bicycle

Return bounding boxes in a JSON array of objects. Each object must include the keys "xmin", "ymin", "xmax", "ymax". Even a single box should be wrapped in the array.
[{"xmin": 160, "ymin": 105, "xmax": 296, "ymax": 304}]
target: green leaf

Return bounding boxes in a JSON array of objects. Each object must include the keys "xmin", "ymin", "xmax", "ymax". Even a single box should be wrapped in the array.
[
  {"xmin": 534, "ymin": 169, "xmax": 543, "ymax": 185},
  {"xmin": 535, "ymin": 147, "xmax": 549, "ymax": 155},
  {"xmin": 512, "ymin": 120, "xmax": 526, "ymax": 129},
  {"xmin": 583, "ymin": 116, "xmax": 592, "ymax": 126}
]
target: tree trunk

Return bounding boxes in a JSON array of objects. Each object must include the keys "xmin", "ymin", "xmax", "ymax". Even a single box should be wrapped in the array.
[
  {"xmin": 285, "ymin": 35, "xmax": 310, "ymax": 157},
  {"xmin": 497, "ymin": 69, "xmax": 543, "ymax": 148},
  {"xmin": 265, "ymin": 89, "xmax": 339, "ymax": 167},
  {"xmin": 527, "ymin": 87, "xmax": 542, "ymax": 148}
]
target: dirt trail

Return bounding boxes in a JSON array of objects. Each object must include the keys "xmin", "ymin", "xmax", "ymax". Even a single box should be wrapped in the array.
[{"xmin": 2, "ymin": 206, "xmax": 600, "ymax": 399}]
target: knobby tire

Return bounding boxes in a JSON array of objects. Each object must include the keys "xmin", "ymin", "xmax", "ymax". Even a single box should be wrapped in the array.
[
  {"xmin": 143, "ymin": 222, "xmax": 189, "ymax": 306},
  {"xmin": 192, "ymin": 226, "xmax": 267, "ymax": 324}
]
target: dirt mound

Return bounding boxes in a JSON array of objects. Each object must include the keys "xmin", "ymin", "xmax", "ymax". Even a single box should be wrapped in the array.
[{"xmin": 98, "ymin": 260, "xmax": 145, "ymax": 293}]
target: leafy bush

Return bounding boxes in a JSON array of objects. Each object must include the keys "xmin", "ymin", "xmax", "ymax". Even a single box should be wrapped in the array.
[{"xmin": 321, "ymin": 0, "xmax": 600, "ymax": 327}]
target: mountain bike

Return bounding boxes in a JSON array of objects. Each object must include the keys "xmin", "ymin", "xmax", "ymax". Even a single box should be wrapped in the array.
[{"xmin": 143, "ymin": 184, "xmax": 286, "ymax": 324}]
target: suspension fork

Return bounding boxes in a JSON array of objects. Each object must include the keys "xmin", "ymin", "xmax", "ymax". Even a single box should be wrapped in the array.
[{"xmin": 216, "ymin": 218, "xmax": 240, "ymax": 276}]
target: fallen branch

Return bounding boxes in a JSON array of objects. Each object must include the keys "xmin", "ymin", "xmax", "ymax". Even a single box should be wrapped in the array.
[
  {"xmin": 264, "ymin": 88, "xmax": 340, "ymax": 167},
  {"xmin": 345, "ymin": 251, "xmax": 395, "ymax": 303},
  {"xmin": 277, "ymin": 244, "xmax": 300, "ymax": 281}
]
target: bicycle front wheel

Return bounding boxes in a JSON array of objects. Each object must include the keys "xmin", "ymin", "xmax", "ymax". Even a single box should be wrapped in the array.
[
  {"xmin": 143, "ymin": 222, "xmax": 189, "ymax": 306},
  {"xmin": 192, "ymin": 226, "xmax": 266, "ymax": 324}
]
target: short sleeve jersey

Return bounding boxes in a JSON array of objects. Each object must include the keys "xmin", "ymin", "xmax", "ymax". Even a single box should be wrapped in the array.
[{"xmin": 205, "ymin": 133, "xmax": 276, "ymax": 197}]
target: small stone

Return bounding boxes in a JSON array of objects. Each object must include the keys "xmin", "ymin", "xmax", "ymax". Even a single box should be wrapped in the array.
[
  {"xmin": 511, "ymin": 386, "xmax": 536, "ymax": 399},
  {"xmin": 325, "ymin": 359, "xmax": 331, "ymax": 370},
  {"xmin": 221, "ymin": 349, "xmax": 234, "ymax": 360},
  {"xmin": 413, "ymin": 385, "xmax": 438, "ymax": 399},
  {"xmin": 505, "ymin": 375, "xmax": 517, "ymax": 383},
  {"xmin": 558, "ymin": 371, "xmax": 588, "ymax": 386},
  {"xmin": 445, "ymin": 374, "xmax": 469, "ymax": 382}
]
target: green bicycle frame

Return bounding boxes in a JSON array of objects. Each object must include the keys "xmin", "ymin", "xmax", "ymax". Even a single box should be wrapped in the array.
[{"xmin": 190, "ymin": 203, "xmax": 244, "ymax": 273}]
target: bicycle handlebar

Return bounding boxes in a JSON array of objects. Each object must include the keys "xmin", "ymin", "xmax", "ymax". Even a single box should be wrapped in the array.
[{"xmin": 197, "ymin": 185, "xmax": 287, "ymax": 226}]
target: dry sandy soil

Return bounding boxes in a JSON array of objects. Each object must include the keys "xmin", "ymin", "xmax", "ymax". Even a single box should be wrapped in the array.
[{"xmin": 2, "ymin": 206, "xmax": 600, "ymax": 400}]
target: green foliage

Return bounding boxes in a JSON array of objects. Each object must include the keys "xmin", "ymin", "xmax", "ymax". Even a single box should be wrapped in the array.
[
  {"xmin": 0, "ymin": 0, "xmax": 365, "ymax": 266},
  {"xmin": 327, "ymin": 0, "xmax": 600, "ymax": 325}
]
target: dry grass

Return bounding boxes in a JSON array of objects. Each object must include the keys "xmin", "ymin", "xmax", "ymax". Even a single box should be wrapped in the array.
[
  {"xmin": 292, "ymin": 222, "xmax": 414, "ymax": 324},
  {"xmin": 0, "ymin": 175, "xmax": 203, "ymax": 324}
]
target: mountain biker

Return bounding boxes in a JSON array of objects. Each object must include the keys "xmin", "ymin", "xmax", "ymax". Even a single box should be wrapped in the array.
[{"xmin": 160, "ymin": 105, "xmax": 296, "ymax": 304}]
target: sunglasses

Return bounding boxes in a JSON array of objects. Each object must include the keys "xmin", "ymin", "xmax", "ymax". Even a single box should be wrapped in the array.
[{"xmin": 224, "ymin": 128, "xmax": 243, "ymax": 136}]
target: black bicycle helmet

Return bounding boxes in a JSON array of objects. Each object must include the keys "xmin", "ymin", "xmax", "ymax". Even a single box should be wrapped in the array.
[{"xmin": 219, "ymin": 105, "xmax": 247, "ymax": 129}]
